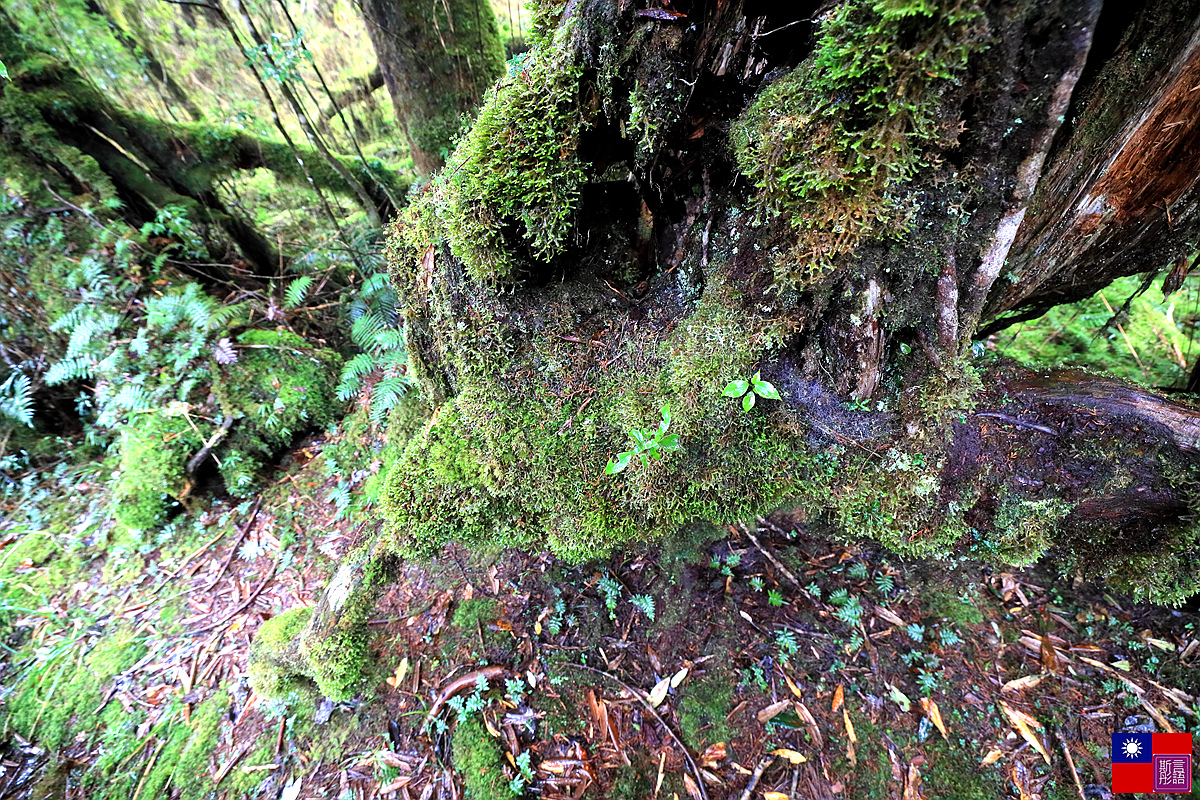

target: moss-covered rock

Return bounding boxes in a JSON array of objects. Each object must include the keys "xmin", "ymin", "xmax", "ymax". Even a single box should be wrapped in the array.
[
  {"xmin": 248, "ymin": 607, "xmax": 314, "ymax": 699},
  {"xmin": 112, "ymin": 410, "xmax": 207, "ymax": 529},
  {"xmin": 451, "ymin": 715, "xmax": 519, "ymax": 799},
  {"xmin": 213, "ymin": 329, "xmax": 342, "ymax": 496}
]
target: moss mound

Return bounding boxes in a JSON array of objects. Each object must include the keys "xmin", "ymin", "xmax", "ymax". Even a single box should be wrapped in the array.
[{"xmin": 113, "ymin": 410, "xmax": 207, "ymax": 529}]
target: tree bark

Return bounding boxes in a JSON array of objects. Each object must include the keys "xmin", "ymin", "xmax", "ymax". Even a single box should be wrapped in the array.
[{"xmin": 358, "ymin": 0, "xmax": 504, "ymax": 176}]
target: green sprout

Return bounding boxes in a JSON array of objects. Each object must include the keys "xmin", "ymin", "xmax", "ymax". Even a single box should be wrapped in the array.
[
  {"xmin": 604, "ymin": 403, "xmax": 681, "ymax": 474},
  {"xmin": 722, "ymin": 372, "xmax": 781, "ymax": 412}
]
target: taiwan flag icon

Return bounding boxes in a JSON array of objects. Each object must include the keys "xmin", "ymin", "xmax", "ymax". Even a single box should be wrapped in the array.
[{"xmin": 1112, "ymin": 732, "xmax": 1193, "ymax": 793}]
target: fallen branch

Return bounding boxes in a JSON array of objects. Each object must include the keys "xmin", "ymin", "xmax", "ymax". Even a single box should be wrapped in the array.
[
  {"xmin": 419, "ymin": 665, "xmax": 508, "ymax": 734},
  {"xmin": 737, "ymin": 755, "xmax": 776, "ymax": 800}
]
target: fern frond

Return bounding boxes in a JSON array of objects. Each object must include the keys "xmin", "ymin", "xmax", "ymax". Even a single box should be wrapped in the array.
[
  {"xmin": 0, "ymin": 372, "xmax": 34, "ymax": 426},
  {"xmin": 45, "ymin": 356, "xmax": 95, "ymax": 385},
  {"xmin": 350, "ymin": 312, "xmax": 387, "ymax": 349},
  {"xmin": 284, "ymin": 276, "xmax": 315, "ymax": 309}
]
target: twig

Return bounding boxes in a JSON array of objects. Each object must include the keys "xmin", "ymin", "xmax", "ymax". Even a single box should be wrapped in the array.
[
  {"xmin": 565, "ymin": 663, "xmax": 709, "ymax": 800},
  {"xmin": 186, "ymin": 415, "xmax": 234, "ymax": 473},
  {"xmin": 202, "ymin": 498, "xmax": 262, "ymax": 594},
  {"xmin": 188, "ymin": 559, "xmax": 278, "ymax": 635},
  {"xmin": 974, "ymin": 412, "xmax": 1058, "ymax": 437},
  {"xmin": 742, "ymin": 523, "xmax": 805, "ymax": 590},
  {"xmin": 1055, "ymin": 726, "xmax": 1086, "ymax": 800},
  {"xmin": 213, "ymin": 741, "xmax": 254, "ymax": 788},
  {"xmin": 737, "ymin": 755, "xmax": 776, "ymax": 800}
]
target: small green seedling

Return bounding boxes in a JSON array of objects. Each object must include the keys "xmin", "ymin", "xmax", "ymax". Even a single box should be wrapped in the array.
[
  {"xmin": 723, "ymin": 372, "xmax": 781, "ymax": 412},
  {"xmin": 604, "ymin": 403, "xmax": 681, "ymax": 474}
]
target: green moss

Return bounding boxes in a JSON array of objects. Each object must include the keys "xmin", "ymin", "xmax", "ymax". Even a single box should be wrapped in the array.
[
  {"xmin": 678, "ymin": 671, "xmax": 734, "ymax": 749},
  {"xmin": 112, "ymin": 410, "xmax": 206, "ymax": 529},
  {"xmin": 921, "ymin": 737, "xmax": 1007, "ymax": 799},
  {"xmin": 991, "ymin": 496, "xmax": 1071, "ymax": 566},
  {"xmin": 452, "ymin": 597, "xmax": 499, "ymax": 630},
  {"xmin": 248, "ymin": 607, "xmax": 314, "ymax": 699},
  {"xmin": 413, "ymin": 21, "xmax": 588, "ymax": 284},
  {"xmin": 6, "ymin": 623, "xmax": 146, "ymax": 750},
  {"xmin": 451, "ymin": 715, "xmax": 518, "ymax": 799},
  {"xmin": 213, "ymin": 328, "xmax": 342, "ymax": 496},
  {"xmin": 731, "ymin": 0, "xmax": 986, "ymax": 289},
  {"xmin": 924, "ymin": 586, "xmax": 985, "ymax": 626}
]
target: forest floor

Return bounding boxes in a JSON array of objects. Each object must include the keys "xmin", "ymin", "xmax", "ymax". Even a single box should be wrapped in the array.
[{"xmin": 1, "ymin": 418, "xmax": 1199, "ymax": 800}]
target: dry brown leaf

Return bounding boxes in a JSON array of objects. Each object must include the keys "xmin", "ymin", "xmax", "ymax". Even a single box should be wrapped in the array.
[
  {"xmin": 981, "ymin": 750, "xmax": 1003, "ymax": 765},
  {"xmin": 843, "ymin": 707, "xmax": 857, "ymax": 744},
  {"xmin": 885, "ymin": 741, "xmax": 903, "ymax": 783},
  {"xmin": 1001, "ymin": 675, "xmax": 1043, "ymax": 693},
  {"xmin": 919, "ymin": 697, "xmax": 947, "ymax": 741},
  {"xmin": 700, "ymin": 743, "xmax": 727, "ymax": 769},
  {"xmin": 795, "ymin": 702, "xmax": 823, "ymax": 748},
  {"xmin": 999, "ymin": 702, "xmax": 1050, "ymax": 764},
  {"xmin": 876, "ymin": 606, "xmax": 906, "ymax": 627},
  {"xmin": 764, "ymin": 793, "xmax": 789, "ymax": 800},
  {"xmin": 1040, "ymin": 634, "xmax": 1060, "ymax": 673},
  {"xmin": 832, "ymin": 684, "xmax": 845, "ymax": 712},
  {"xmin": 784, "ymin": 672, "xmax": 803, "ymax": 699},
  {"xmin": 1138, "ymin": 696, "xmax": 1175, "ymax": 733},
  {"xmin": 902, "ymin": 758, "xmax": 923, "ymax": 800},
  {"xmin": 683, "ymin": 772, "xmax": 702, "ymax": 800},
  {"xmin": 757, "ymin": 699, "xmax": 790, "ymax": 723},
  {"xmin": 648, "ymin": 676, "xmax": 671, "ymax": 708}
]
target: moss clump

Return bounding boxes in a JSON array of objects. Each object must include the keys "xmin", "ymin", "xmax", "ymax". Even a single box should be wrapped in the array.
[
  {"xmin": 6, "ymin": 623, "xmax": 146, "ymax": 750},
  {"xmin": 678, "ymin": 671, "xmax": 734, "ymax": 749},
  {"xmin": 990, "ymin": 496, "xmax": 1071, "ymax": 566},
  {"xmin": 248, "ymin": 607, "xmax": 314, "ymax": 698},
  {"xmin": 921, "ymin": 737, "xmax": 1007, "ymax": 799},
  {"xmin": 412, "ymin": 21, "xmax": 588, "ymax": 284},
  {"xmin": 451, "ymin": 715, "xmax": 519, "ymax": 799},
  {"xmin": 213, "ymin": 329, "xmax": 342, "ymax": 496},
  {"xmin": 112, "ymin": 410, "xmax": 206, "ymax": 529},
  {"xmin": 731, "ymin": 0, "xmax": 986, "ymax": 289}
]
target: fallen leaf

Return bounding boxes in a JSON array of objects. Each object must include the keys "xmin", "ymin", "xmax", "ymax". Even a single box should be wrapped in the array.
[
  {"xmin": 999, "ymin": 702, "xmax": 1050, "ymax": 764},
  {"xmin": 683, "ymin": 772, "xmax": 702, "ymax": 800},
  {"xmin": 700, "ymin": 742, "xmax": 726, "ymax": 768},
  {"xmin": 670, "ymin": 666, "xmax": 689, "ymax": 688},
  {"xmin": 886, "ymin": 683, "xmax": 911, "ymax": 712},
  {"xmin": 1001, "ymin": 675, "xmax": 1043, "ymax": 693},
  {"xmin": 832, "ymin": 684, "xmax": 844, "ymax": 712},
  {"xmin": 757, "ymin": 699, "xmax": 790, "ymax": 723},
  {"xmin": 902, "ymin": 758, "xmax": 923, "ymax": 800},
  {"xmin": 770, "ymin": 748, "xmax": 806, "ymax": 764},
  {"xmin": 843, "ymin": 707, "xmax": 858, "ymax": 744},
  {"xmin": 876, "ymin": 606, "xmax": 906, "ymax": 627},
  {"xmin": 1040, "ymin": 634, "xmax": 1060, "ymax": 673},
  {"xmin": 784, "ymin": 672, "xmax": 803, "ymax": 699},
  {"xmin": 648, "ymin": 676, "xmax": 671, "ymax": 708},
  {"xmin": 919, "ymin": 697, "xmax": 948, "ymax": 741},
  {"xmin": 280, "ymin": 779, "xmax": 302, "ymax": 800},
  {"xmin": 385, "ymin": 657, "xmax": 409, "ymax": 690},
  {"xmin": 982, "ymin": 750, "xmax": 1003, "ymax": 765},
  {"xmin": 764, "ymin": 793, "xmax": 789, "ymax": 800},
  {"xmin": 794, "ymin": 702, "xmax": 823, "ymax": 747}
]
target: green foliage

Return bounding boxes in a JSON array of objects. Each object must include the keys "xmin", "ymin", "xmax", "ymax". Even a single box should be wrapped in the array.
[
  {"xmin": 731, "ymin": 0, "xmax": 986, "ymax": 289},
  {"xmin": 112, "ymin": 410, "xmax": 206, "ymax": 529},
  {"xmin": 0, "ymin": 370, "xmax": 33, "ymax": 426},
  {"xmin": 605, "ymin": 404, "xmax": 681, "ymax": 475},
  {"xmin": 213, "ymin": 329, "xmax": 343, "ymax": 496},
  {"xmin": 337, "ymin": 272, "xmax": 412, "ymax": 424},
  {"xmin": 722, "ymin": 372, "xmax": 781, "ymax": 413}
]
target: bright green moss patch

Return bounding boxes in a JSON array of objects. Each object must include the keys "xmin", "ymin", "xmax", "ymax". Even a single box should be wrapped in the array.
[
  {"xmin": 112, "ymin": 410, "xmax": 207, "ymax": 529},
  {"xmin": 731, "ymin": 0, "xmax": 986, "ymax": 288},
  {"xmin": 248, "ymin": 607, "xmax": 314, "ymax": 699},
  {"xmin": 678, "ymin": 670, "xmax": 734, "ymax": 749},
  {"xmin": 452, "ymin": 715, "xmax": 519, "ymax": 799},
  {"xmin": 419, "ymin": 24, "xmax": 588, "ymax": 283}
]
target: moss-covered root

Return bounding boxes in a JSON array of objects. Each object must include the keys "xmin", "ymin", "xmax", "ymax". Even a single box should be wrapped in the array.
[{"xmin": 249, "ymin": 538, "xmax": 394, "ymax": 701}]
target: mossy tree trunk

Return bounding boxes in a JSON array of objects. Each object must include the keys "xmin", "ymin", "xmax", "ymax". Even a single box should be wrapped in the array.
[
  {"xmin": 0, "ymin": 10, "xmax": 407, "ymax": 273},
  {"xmin": 358, "ymin": 0, "xmax": 505, "ymax": 177},
  {"xmin": 274, "ymin": 0, "xmax": 1200, "ymax": 699}
]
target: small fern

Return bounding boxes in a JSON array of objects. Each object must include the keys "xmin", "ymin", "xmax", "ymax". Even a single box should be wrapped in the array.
[
  {"xmin": 0, "ymin": 371, "xmax": 34, "ymax": 427},
  {"xmin": 284, "ymin": 275, "xmax": 315, "ymax": 309}
]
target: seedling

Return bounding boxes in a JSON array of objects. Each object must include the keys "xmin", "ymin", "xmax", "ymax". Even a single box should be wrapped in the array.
[
  {"xmin": 604, "ymin": 403, "xmax": 681, "ymax": 474},
  {"xmin": 723, "ymin": 372, "xmax": 781, "ymax": 412}
]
